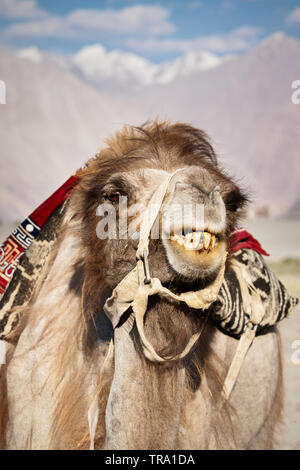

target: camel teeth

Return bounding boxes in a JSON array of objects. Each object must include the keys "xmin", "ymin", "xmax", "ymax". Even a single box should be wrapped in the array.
[
  {"xmin": 203, "ymin": 232, "xmax": 211, "ymax": 250},
  {"xmin": 171, "ymin": 234, "xmax": 185, "ymax": 245},
  {"xmin": 184, "ymin": 241, "xmax": 195, "ymax": 250},
  {"xmin": 184, "ymin": 232, "xmax": 192, "ymax": 240},
  {"xmin": 171, "ymin": 231, "xmax": 216, "ymax": 252},
  {"xmin": 210, "ymin": 234, "xmax": 216, "ymax": 249},
  {"xmin": 191, "ymin": 231, "xmax": 202, "ymax": 250},
  {"xmin": 198, "ymin": 231, "xmax": 204, "ymax": 250}
]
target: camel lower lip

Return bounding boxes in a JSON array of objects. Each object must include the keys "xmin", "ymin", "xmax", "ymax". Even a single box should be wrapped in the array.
[{"xmin": 170, "ymin": 231, "xmax": 217, "ymax": 251}]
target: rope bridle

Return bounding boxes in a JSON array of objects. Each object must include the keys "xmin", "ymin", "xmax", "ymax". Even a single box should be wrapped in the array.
[{"xmin": 103, "ymin": 168, "xmax": 227, "ymax": 365}]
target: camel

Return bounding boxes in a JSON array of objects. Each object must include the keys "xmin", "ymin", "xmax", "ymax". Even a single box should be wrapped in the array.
[{"xmin": 0, "ymin": 122, "xmax": 285, "ymax": 449}]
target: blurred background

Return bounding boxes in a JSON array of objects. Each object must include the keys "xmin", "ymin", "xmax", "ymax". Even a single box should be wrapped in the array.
[{"xmin": 0, "ymin": 0, "xmax": 299, "ymax": 448}]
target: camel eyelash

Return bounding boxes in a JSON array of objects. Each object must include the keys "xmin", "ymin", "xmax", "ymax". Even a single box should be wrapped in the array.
[
  {"xmin": 102, "ymin": 186, "xmax": 129, "ymax": 203},
  {"xmin": 103, "ymin": 191, "xmax": 123, "ymax": 203},
  {"xmin": 102, "ymin": 177, "xmax": 130, "ymax": 200}
]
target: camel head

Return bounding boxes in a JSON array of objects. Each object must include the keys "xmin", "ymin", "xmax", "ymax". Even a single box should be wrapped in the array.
[{"xmin": 72, "ymin": 122, "xmax": 247, "ymax": 293}]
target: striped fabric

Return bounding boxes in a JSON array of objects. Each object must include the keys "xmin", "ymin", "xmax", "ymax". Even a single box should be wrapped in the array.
[{"xmin": 212, "ymin": 248, "xmax": 299, "ymax": 337}]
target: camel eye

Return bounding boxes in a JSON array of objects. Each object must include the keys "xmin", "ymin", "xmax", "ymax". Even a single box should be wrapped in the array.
[{"xmin": 106, "ymin": 191, "xmax": 121, "ymax": 203}]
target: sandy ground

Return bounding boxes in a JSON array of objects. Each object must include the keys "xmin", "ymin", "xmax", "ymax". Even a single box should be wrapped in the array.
[{"xmin": 0, "ymin": 220, "xmax": 299, "ymax": 449}]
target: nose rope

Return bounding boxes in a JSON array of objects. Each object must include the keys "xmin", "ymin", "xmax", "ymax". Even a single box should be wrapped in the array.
[{"xmin": 136, "ymin": 168, "xmax": 183, "ymax": 262}]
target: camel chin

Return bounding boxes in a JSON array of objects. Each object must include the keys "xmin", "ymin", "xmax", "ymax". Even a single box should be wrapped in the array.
[{"xmin": 162, "ymin": 231, "xmax": 227, "ymax": 281}]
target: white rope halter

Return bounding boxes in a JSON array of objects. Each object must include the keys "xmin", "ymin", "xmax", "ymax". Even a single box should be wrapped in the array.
[{"xmin": 104, "ymin": 168, "xmax": 227, "ymax": 364}]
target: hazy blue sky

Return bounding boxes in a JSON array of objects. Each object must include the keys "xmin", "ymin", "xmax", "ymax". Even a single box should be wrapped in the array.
[{"xmin": 0, "ymin": 0, "xmax": 300, "ymax": 61}]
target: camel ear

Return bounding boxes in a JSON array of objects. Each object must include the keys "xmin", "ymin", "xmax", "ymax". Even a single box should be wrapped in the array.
[{"xmin": 224, "ymin": 186, "xmax": 249, "ymax": 213}]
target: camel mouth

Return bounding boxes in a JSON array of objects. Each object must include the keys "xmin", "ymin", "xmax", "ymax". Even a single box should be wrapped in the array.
[
  {"xmin": 162, "ymin": 228, "xmax": 226, "ymax": 280},
  {"xmin": 170, "ymin": 230, "xmax": 219, "ymax": 252}
]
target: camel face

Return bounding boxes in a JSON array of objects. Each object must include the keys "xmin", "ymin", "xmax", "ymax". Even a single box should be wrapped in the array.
[
  {"xmin": 72, "ymin": 123, "xmax": 247, "ymax": 291},
  {"xmin": 98, "ymin": 165, "xmax": 230, "ymax": 284}
]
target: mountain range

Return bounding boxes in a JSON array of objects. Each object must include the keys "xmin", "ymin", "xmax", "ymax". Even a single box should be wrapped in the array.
[
  {"xmin": 0, "ymin": 33, "xmax": 299, "ymax": 222},
  {"xmin": 131, "ymin": 33, "xmax": 300, "ymax": 217},
  {"xmin": 17, "ymin": 44, "xmax": 225, "ymax": 92}
]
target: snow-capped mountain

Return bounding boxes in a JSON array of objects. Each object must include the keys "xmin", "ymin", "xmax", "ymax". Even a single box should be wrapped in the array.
[
  {"xmin": 1, "ymin": 33, "xmax": 300, "ymax": 221},
  {"xmin": 133, "ymin": 33, "xmax": 300, "ymax": 216},
  {"xmin": 17, "ymin": 43, "xmax": 225, "ymax": 92}
]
